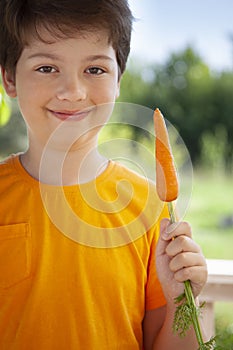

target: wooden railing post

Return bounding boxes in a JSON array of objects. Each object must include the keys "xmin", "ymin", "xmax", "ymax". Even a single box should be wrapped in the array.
[{"xmin": 199, "ymin": 259, "xmax": 233, "ymax": 338}]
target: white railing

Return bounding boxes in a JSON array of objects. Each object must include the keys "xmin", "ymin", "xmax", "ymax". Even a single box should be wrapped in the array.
[{"xmin": 199, "ymin": 259, "xmax": 233, "ymax": 338}]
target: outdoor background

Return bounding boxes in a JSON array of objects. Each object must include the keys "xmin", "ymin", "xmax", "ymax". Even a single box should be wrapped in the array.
[{"xmin": 0, "ymin": 0, "xmax": 233, "ymax": 346}]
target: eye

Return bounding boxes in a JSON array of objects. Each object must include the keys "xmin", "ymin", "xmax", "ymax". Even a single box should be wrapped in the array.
[
  {"xmin": 36, "ymin": 66, "xmax": 57, "ymax": 74},
  {"xmin": 86, "ymin": 67, "xmax": 105, "ymax": 75}
]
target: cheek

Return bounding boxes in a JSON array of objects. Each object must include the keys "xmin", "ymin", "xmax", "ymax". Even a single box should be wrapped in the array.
[
  {"xmin": 15, "ymin": 87, "xmax": 47, "ymax": 130},
  {"xmin": 92, "ymin": 82, "xmax": 119, "ymax": 105},
  {"xmin": 16, "ymin": 78, "xmax": 49, "ymax": 108},
  {"xmin": 16, "ymin": 90, "xmax": 37, "ymax": 118}
]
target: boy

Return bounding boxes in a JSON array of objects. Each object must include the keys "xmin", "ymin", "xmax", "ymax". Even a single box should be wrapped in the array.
[{"xmin": 0, "ymin": 1, "xmax": 208, "ymax": 349}]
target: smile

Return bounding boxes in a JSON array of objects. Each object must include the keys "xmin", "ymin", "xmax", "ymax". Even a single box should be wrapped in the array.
[{"xmin": 48, "ymin": 108, "xmax": 94, "ymax": 122}]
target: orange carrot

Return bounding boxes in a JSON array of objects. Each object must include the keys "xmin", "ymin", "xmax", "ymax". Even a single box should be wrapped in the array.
[
  {"xmin": 153, "ymin": 108, "xmax": 179, "ymax": 202},
  {"xmin": 154, "ymin": 109, "xmax": 215, "ymax": 349}
]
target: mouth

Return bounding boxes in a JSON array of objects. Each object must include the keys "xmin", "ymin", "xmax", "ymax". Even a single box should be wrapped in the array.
[{"xmin": 48, "ymin": 108, "xmax": 94, "ymax": 122}]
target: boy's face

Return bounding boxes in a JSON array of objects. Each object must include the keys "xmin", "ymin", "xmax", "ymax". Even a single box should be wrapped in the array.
[{"xmin": 2, "ymin": 28, "xmax": 120, "ymax": 151}]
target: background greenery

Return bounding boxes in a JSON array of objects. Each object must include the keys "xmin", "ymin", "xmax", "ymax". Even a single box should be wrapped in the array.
[{"xmin": 1, "ymin": 44, "xmax": 233, "ymax": 347}]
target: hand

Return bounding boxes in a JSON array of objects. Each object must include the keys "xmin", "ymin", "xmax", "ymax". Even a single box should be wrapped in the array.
[{"xmin": 156, "ymin": 218, "xmax": 208, "ymax": 303}]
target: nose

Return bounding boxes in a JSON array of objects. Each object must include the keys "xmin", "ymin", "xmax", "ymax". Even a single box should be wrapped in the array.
[{"xmin": 56, "ymin": 75, "xmax": 87, "ymax": 102}]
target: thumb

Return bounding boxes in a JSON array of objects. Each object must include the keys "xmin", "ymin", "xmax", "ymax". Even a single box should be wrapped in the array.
[{"xmin": 156, "ymin": 218, "xmax": 170, "ymax": 257}]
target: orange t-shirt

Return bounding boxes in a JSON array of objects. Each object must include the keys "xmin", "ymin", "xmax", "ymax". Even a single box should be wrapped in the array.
[{"xmin": 0, "ymin": 155, "xmax": 168, "ymax": 349}]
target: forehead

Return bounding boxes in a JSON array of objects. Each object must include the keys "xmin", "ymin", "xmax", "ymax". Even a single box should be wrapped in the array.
[
  {"xmin": 23, "ymin": 22, "xmax": 111, "ymax": 46},
  {"xmin": 22, "ymin": 26, "xmax": 113, "ymax": 54},
  {"xmin": 19, "ymin": 27, "xmax": 117, "ymax": 64}
]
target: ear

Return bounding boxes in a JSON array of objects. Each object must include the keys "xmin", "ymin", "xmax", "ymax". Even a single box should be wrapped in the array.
[{"xmin": 0, "ymin": 67, "xmax": 17, "ymax": 98}]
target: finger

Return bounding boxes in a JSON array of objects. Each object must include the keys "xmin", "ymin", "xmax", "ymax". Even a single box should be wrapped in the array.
[
  {"xmin": 162, "ymin": 221, "xmax": 192, "ymax": 241},
  {"xmin": 165, "ymin": 235, "xmax": 201, "ymax": 257},
  {"xmin": 169, "ymin": 251, "xmax": 206, "ymax": 273},
  {"xmin": 174, "ymin": 265, "xmax": 208, "ymax": 285},
  {"xmin": 160, "ymin": 217, "xmax": 170, "ymax": 233},
  {"xmin": 156, "ymin": 218, "xmax": 171, "ymax": 257}
]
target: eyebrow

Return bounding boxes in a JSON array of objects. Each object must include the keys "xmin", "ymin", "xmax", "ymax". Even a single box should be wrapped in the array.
[
  {"xmin": 27, "ymin": 53, "xmax": 114, "ymax": 62},
  {"xmin": 27, "ymin": 53, "xmax": 61, "ymax": 61},
  {"xmin": 85, "ymin": 55, "xmax": 114, "ymax": 62}
]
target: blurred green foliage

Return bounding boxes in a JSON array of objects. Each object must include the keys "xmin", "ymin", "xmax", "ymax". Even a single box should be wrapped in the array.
[
  {"xmin": 0, "ymin": 97, "xmax": 27, "ymax": 158},
  {"xmin": 0, "ymin": 85, "xmax": 11, "ymax": 127},
  {"xmin": 119, "ymin": 46, "xmax": 233, "ymax": 172}
]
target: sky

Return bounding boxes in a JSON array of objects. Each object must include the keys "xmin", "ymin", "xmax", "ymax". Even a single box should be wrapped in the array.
[{"xmin": 128, "ymin": 0, "xmax": 233, "ymax": 71}]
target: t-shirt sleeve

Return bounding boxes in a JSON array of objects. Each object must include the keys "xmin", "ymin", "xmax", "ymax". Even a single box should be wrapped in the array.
[{"xmin": 145, "ymin": 204, "xmax": 169, "ymax": 310}]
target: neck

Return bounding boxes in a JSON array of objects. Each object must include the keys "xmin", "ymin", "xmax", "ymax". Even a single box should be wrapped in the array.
[{"xmin": 20, "ymin": 138, "xmax": 108, "ymax": 186}]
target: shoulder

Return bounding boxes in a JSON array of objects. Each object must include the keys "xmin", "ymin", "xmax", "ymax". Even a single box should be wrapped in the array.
[
  {"xmin": 0, "ymin": 154, "xmax": 15, "ymax": 177},
  {"xmin": 109, "ymin": 160, "xmax": 156, "ymax": 190},
  {"xmin": 109, "ymin": 161, "xmax": 161, "ymax": 207},
  {"xmin": 107, "ymin": 161, "xmax": 169, "ymax": 228},
  {"xmin": 0, "ymin": 154, "xmax": 24, "ymax": 191}
]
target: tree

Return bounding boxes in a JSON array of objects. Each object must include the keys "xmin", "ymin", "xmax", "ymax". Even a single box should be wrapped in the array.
[
  {"xmin": 119, "ymin": 46, "xmax": 233, "ymax": 171},
  {"xmin": 0, "ymin": 80, "xmax": 27, "ymax": 159},
  {"xmin": 0, "ymin": 83, "xmax": 11, "ymax": 127}
]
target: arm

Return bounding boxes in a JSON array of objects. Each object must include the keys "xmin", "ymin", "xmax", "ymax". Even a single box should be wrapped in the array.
[
  {"xmin": 143, "ymin": 302, "xmax": 207, "ymax": 350},
  {"xmin": 143, "ymin": 218, "xmax": 208, "ymax": 350}
]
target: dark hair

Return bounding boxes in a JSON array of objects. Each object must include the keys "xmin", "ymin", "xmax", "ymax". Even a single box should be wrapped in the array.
[{"xmin": 0, "ymin": 0, "xmax": 133, "ymax": 76}]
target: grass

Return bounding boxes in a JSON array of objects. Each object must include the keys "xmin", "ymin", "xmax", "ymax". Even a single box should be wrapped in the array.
[
  {"xmin": 185, "ymin": 170, "xmax": 233, "ymax": 260},
  {"xmin": 215, "ymin": 302, "xmax": 233, "ymax": 349},
  {"xmin": 184, "ymin": 170, "xmax": 233, "ymax": 346}
]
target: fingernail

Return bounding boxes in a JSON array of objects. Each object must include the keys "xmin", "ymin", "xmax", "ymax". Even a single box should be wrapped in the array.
[
  {"xmin": 162, "ymin": 225, "xmax": 172, "ymax": 240},
  {"xmin": 163, "ymin": 222, "xmax": 177, "ymax": 239},
  {"xmin": 160, "ymin": 218, "xmax": 170, "ymax": 234}
]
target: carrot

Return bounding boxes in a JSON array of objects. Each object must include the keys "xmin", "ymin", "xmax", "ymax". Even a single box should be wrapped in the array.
[
  {"xmin": 153, "ymin": 108, "xmax": 216, "ymax": 349},
  {"xmin": 153, "ymin": 108, "xmax": 179, "ymax": 202}
]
